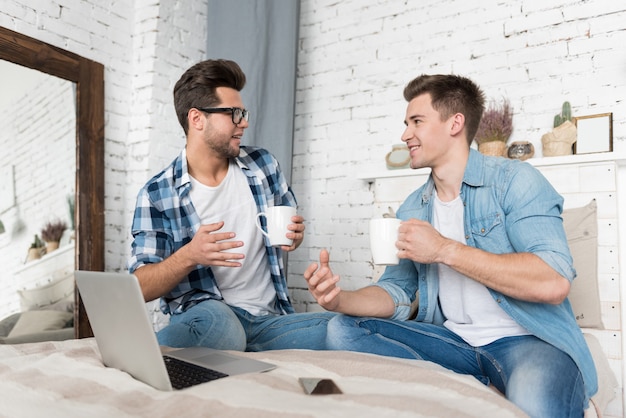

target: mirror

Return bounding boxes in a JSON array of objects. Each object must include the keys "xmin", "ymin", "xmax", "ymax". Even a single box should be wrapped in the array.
[
  {"xmin": 0, "ymin": 61, "xmax": 76, "ymax": 335},
  {"xmin": 0, "ymin": 26, "xmax": 104, "ymax": 338}
]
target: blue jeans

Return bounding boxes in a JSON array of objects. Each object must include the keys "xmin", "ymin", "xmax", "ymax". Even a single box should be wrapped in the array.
[
  {"xmin": 157, "ymin": 299, "xmax": 335, "ymax": 351},
  {"xmin": 327, "ymin": 315, "xmax": 585, "ymax": 418}
]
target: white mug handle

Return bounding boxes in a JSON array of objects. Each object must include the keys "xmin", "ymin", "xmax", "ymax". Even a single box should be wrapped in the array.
[{"xmin": 255, "ymin": 212, "xmax": 270, "ymax": 238}]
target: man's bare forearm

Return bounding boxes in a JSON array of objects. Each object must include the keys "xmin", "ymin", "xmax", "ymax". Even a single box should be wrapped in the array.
[
  {"xmin": 134, "ymin": 247, "xmax": 196, "ymax": 302},
  {"xmin": 439, "ymin": 240, "xmax": 570, "ymax": 304}
]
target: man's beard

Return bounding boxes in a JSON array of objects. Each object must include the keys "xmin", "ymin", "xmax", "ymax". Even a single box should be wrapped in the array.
[{"xmin": 210, "ymin": 139, "xmax": 239, "ymax": 159}]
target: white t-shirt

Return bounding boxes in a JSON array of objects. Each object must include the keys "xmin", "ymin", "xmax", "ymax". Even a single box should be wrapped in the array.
[
  {"xmin": 433, "ymin": 191, "xmax": 529, "ymax": 346},
  {"xmin": 189, "ymin": 161, "xmax": 278, "ymax": 316}
]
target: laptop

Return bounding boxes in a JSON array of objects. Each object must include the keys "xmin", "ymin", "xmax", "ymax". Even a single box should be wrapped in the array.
[{"xmin": 75, "ymin": 270, "xmax": 276, "ymax": 391}]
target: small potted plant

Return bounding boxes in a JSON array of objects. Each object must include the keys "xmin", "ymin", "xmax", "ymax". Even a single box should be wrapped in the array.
[
  {"xmin": 26, "ymin": 234, "xmax": 45, "ymax": 262},
  {"xmin": 541, "ymin": 101, "xmax": 577, "ymax": 157},
  {"xmin": 474, "ymin": 99, "xmax": 513, "ymax": 157},
  {"xmin": 41, "ymin": 219, "xmax": 67, "ymax": 254}
]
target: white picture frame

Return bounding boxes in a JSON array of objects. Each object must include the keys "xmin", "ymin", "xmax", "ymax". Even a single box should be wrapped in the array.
[{"xmin": 573, "ymin": 113, "xmax": 613, "ymax": 155}]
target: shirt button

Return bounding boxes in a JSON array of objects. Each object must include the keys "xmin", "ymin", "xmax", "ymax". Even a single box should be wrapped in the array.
[{"xmin": 481, "ymin": 228, "xmax": 485, "ymax": 233}]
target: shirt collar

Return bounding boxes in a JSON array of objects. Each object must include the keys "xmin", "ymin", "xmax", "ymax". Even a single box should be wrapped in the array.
[
  {"xmin": 420, "ymin": 148, "xmax": 485, "ymax": 204},
  {"xmin": 462, "ymin": 148, "xmax": 485, "ymax": 188},
  {"xmin": 175, "ymin": 147, "xmax": 191, "ymax": 192},
  {"xmin": 234, "ymin": 146, "xmax": 250, "ymax": 171},
  {"xmin": 175, "ymin": 147, "xmax": 254, "ymax": 195}
]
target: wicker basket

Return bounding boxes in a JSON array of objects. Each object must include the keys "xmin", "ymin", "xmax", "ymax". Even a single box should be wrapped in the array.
[{"xmin": 478, "ymin": 141, "xmax": 507, "ymax": 157}]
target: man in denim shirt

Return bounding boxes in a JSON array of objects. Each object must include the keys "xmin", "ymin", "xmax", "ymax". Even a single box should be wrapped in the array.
[
  {"xmin": 128, "ymin": 59, "xmax": 333, "ymax": 352},
  {"xmin": 305, "ymin": 74, "xmax": 597, "ymax": 417}
]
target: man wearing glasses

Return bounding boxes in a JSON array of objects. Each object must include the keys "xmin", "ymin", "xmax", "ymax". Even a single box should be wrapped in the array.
[{"xmin": 128, "ymin": 59, "xmax": 334, "ymax": 351}]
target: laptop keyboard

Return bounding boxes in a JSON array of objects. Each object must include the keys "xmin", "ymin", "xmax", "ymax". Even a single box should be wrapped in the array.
[{"xmin": 163, "ymin": 355, "xmax": 228, "ymax": 389}]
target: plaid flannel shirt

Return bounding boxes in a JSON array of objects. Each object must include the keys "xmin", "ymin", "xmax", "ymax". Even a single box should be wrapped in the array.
[{"xmin": 128, "ymin": 146, "xmax": 297, "ymax": 315}]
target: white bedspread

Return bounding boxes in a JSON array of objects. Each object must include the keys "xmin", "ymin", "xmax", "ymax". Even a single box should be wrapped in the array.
[{"xmin": 0, "ymin": 338, "xmax": 528, "ymax": 417}]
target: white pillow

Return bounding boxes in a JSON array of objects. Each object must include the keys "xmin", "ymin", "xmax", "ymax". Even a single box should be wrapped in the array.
[
  {"xmin": 17, "ymin": 274, "xmax": 74, "ymax": 311},
  {"xmin": 562, "ymin": 200, "xmax": 603, "ymax": 329},
  {"xmin": 7, "ymin": 310, "xmax": 73, "ymax": 338}
]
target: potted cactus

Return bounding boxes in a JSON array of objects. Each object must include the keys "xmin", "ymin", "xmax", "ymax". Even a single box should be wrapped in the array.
[
  {"xmin": 26, "ymin": 234, "xmax": 45, "ymax": 262},
  {"xmin": 553, "ymin": 101, "xmax": 572, "ymax": 128},
  {"xmin": 542, "ymin": 101, "xmax": 577, "ymax": 156}
]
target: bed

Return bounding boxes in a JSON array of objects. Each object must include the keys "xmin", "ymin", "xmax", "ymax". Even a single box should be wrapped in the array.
[
  {"xmin": 0, "ymin": 336, "xmax": 617, "ymax": 418},
  {"xmin": 0, "ymin": 197, "xmax": 618, "ymax": 417},
  {"xmin": 0, "ymin": 338, "xmax": 527, "ymax": 417}
]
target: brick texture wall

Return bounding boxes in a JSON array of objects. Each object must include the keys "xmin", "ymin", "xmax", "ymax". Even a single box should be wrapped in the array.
[{"xmin": 289, "ymin": 0, "xmax": 626, "ymax": 312}]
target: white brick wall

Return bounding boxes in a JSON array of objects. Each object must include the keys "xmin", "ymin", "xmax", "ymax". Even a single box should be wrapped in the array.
[{"xmin": 290, "ymin": 0, "xmax": 626, "ymax": 311}]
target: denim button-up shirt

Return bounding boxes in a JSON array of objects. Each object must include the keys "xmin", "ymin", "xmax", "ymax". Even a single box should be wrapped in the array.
[
  {"xmin": 375, "ymin": 148, "xmax": 598, "ymax": 402},
  {"xmin": 127, "ymin": 146, "xmax": 296, "ymax": 316}
]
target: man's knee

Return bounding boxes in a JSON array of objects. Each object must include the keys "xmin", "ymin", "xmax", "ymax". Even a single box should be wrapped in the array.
[
  {"xmin": 326, "ymin": 314, "xmax": 361, "ymax": 350},
  {"xmin": 159, "ymin": 300, "xmax": 247, "ymax": 350},
  {"xmin": 505, "ymin": 344, "xmax": 585, "ymax": 417}
]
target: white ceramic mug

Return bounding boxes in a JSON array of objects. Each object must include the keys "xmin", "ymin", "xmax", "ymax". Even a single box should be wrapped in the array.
[
  {"xmin": 369, "ymin": 218, "xmax": 402, "ymax": 265},
  {"xmin": 255, "ymin": 206, "xmax": 297, "ymax": 247}
]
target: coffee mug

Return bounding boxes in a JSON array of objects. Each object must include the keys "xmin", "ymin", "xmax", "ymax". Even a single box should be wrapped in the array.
[
  {"xmin": 255, "ymin": 206, "xmax": 297, "ymax": 247},
  {"xmin": 369, "ymin": 218, "xmax": 401, "ymax": 265}
]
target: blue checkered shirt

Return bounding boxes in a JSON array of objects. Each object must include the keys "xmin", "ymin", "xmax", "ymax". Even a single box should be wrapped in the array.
[{"xmin": 128, "ymin": 146, "xmax": 297, "ymax": 316}]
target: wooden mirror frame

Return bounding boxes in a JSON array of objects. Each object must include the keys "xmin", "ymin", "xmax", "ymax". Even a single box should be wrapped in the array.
[{"xmin": 0, "ymin": 26, "xmax": 104, "ymax": 338}]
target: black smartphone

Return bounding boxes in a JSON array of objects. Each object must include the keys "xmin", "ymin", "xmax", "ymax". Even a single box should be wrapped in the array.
[{"xmin": 299, "ymin": 377, "xmax": 343, "ymax": 395}]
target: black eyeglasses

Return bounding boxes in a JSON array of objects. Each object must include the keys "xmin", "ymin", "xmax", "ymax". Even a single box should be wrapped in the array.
[{"xmin": 197, "ymin": 107, "xmax": 249, "ymax": 125}]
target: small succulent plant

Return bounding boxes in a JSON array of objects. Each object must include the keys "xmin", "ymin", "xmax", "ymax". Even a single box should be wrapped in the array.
[
  {"xmin": 30, "ymin": 234, "xmax": 45, "ymax": 249},
  {"xmin": 553, "ymin": 101, "xmax": 572, "ymax": 128}
]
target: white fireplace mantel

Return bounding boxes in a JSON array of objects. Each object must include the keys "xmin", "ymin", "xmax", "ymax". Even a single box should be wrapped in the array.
[{"xmin": 358, "ymin": 151, "xmax": 626, "ymax": 182}]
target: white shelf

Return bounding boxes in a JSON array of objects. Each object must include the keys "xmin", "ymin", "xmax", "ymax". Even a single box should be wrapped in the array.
[
  {"xmin": 12, "ymin": 243, "xmax": 74, "ymax": 290},
  {"xmin": 358, "ymin": 152, "xmax": 626, "ymax": 182}
]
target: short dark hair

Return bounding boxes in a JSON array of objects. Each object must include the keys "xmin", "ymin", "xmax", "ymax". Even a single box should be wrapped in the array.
[
  {"xmin": 173, "ymin": 59, "xmax": 246, "ymax": 134},
  {"xmin": 403, "ymin": 74, "xmax": 485, "ymax": 145}
]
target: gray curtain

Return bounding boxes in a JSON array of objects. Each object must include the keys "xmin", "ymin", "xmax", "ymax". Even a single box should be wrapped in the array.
[{"xmin": 206, "ymin": 0, "xmax": 300, "ymax": 180}]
